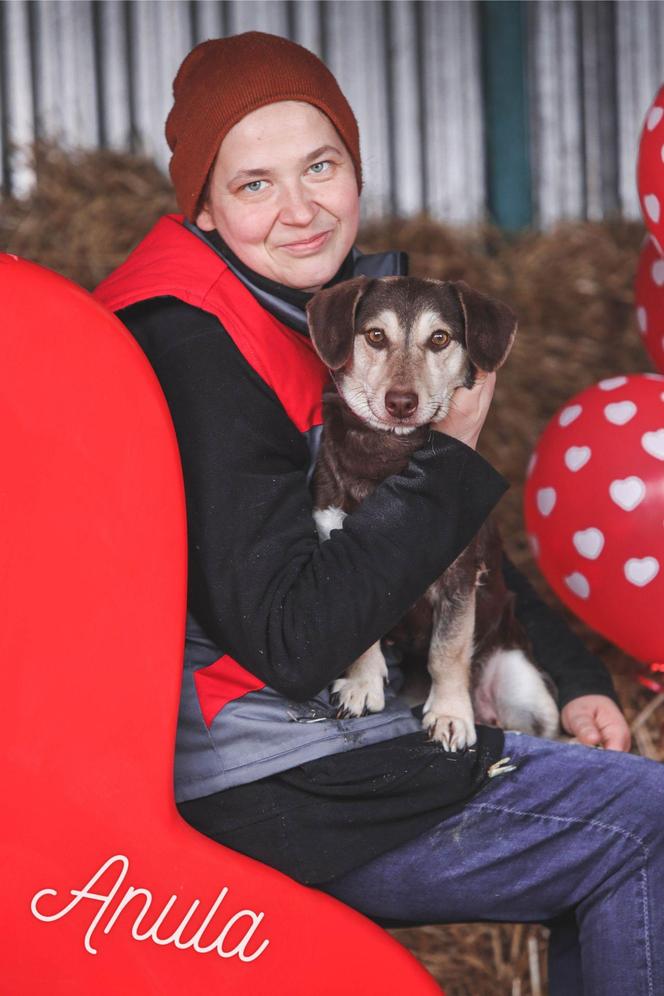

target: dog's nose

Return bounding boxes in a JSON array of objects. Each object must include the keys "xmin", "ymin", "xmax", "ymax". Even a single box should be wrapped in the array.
[{"xmin": 385, "ymin": 390, "xmax": 418, "ymax": 418}]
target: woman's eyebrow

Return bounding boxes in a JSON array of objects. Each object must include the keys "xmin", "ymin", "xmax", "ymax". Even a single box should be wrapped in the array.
[
  {"xmin": 304, "ymin": 144, "xmax": 343, "ymax": 163},
  {"xmin": 228, "ymin": 145, "xmax": 344, "ymax": 185}
]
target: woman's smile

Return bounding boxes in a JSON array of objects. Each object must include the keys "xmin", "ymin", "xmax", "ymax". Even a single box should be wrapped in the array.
[{"xmin": 277, "ymin": 229, "xmax": 333, "ymax": 254}]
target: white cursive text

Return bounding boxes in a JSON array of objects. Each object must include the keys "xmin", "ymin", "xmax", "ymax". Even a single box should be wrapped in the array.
[{"xmin": 31, "ymin": 854, "xmax": 270, "ymax": 962}]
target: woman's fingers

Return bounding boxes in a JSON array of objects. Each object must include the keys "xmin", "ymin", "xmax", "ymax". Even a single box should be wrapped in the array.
[
  {"xmin": 561, "ymin": 695, "xmax": 632, "ymax": 752},
  {"xmin": 431, "ymin": 371, "xmax": 496, "ymax": 449}
]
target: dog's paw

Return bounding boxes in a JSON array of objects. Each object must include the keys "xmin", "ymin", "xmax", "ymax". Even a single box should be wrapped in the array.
[
  {"xmin": 331, "ymin": 674, "xmax": 386, "ymax": 718},
  {"xmin": 422, "ymin": 710, "xmax": 477, "ymax": 751}
]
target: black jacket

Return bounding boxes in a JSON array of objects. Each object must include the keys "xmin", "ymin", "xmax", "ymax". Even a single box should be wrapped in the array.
[{"xmin": 118, "ymin": 230, "xmax": 618, "ymax": 885}]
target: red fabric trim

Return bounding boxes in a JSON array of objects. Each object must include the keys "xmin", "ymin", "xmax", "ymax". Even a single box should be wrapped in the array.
[
  {"xmin": 95, "ymin": 214, "xmax": 329, "ymax": 718},
  {"xmin": 94, "ymin": 214, "xmax": 329, "ymax": 431},
  {"xmin": 193, "ymin": 654, "xmax": 265, "ymax": 729}
]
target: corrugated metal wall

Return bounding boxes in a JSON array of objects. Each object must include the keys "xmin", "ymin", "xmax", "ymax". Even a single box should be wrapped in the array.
[
  {"xmin": 528, "ymin": 0, "xmax": 664, "ymax": 226},
  {"xmin": 0, "ymin": 0, "xmax": 662, "ymax": 228}
]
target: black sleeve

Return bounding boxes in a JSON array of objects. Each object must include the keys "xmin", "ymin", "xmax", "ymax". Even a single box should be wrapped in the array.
[
  {"xmin": 118, "ymin": 297, "xmax": 509, "ymax": 702},
  {"xmin": 502, "ymin": 556, "xmax": 620, "ymax": 710}
]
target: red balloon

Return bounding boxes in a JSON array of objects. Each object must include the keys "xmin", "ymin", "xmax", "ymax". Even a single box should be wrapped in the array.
[
  {"xmin": 524, "ymin": 374, "xmax": 664, "ymax": 665},
  {"xmin": 635, "ymin": 235, "xmax": 664, "ymax": 373},
  {"xmin": 637, "ymin": 84, "xmax": 664, "ymax": 250}
]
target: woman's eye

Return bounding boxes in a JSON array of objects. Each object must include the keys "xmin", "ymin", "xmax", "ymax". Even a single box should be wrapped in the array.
[
  {"xmin": 430, "ymin": 330, "xmax": 451, "ymax": 349},
  {"xmin": 365, "ymin": 328, "xmax": 386, "ymax": 346},
  {"xmin": 242, "ymin": 179, "xmax": 267, "ymax": 193},
  {"xmin": 308, "ymin": 160, "xmax": 331, "ymax": 175}
]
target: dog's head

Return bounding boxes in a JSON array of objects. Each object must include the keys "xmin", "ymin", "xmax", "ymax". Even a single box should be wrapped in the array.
[{"xmin": 306, "ymin": 276, "xmax": 517, "ymax": 433}]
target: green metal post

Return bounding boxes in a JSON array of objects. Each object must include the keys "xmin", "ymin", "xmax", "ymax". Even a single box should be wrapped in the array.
[{"xmin": 480, "ymin": 0, "xmax": 533, "ymax": 230}]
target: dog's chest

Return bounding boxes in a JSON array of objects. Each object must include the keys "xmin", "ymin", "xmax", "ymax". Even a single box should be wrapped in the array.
[{"xmin": 312, "ymin": 402, "xmax": 428, "ymax": 511}]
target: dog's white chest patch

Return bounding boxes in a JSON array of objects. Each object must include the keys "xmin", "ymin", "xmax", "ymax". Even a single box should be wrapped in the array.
[{"xmin": 313, "ymin": 506, "xmax": 347, "ymax": 541}]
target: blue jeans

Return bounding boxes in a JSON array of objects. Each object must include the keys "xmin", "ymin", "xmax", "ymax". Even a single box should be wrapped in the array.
[{"xmin": 318, "ymin": 732, "xmax": 664, "ymax": 996}]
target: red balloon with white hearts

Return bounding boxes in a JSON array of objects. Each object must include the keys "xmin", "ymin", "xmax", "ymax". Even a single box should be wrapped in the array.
[
  {"xmin": 524, "ymin": 374, "xmax": 664, "ymax": 664},
  {"xmin": 638, "ymin": 84, "xmax": 664, "ymax": 251},
  {"xmin": 635, "ymin": 235, "xmax": 664, "ymax": 374}
]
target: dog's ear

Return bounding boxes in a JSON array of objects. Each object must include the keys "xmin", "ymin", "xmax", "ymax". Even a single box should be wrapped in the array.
[
  {"xmin": 451, "ymin": 280, "xmax": 517, "ymax": 371},
  {"xmin": 306, "ymin": 276, "xmax": 369, "ymax": 370}
]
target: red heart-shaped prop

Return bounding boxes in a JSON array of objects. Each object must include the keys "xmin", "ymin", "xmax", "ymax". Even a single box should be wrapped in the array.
[
  {"xmin": 524, "ymin": 374, "xmax": 664, "ymax": 665},
  {"xmin": 0, "ymin": 255, "xmax": 442, "ymax": 995}
]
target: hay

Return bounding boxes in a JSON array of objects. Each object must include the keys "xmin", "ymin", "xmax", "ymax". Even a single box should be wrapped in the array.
[
  {"xmin": 390, "ymin": 922, "xmax": 549, "ymax": 996},
  {"xmin": 2, "ymin": 145, "xmax": 661, "ymax": 996},
  {"xmin": 0, "ymin": 142, "xmax": 176, "ymax": 288}
]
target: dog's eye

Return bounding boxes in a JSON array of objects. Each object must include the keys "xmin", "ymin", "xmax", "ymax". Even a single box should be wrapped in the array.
[
  {"xmin": 430, "ymin": 330, "xmax": 451, "ymax": 350},
  {"xmin": 364, "ymin": 328, "xmax": 386, "ymax": 347}
]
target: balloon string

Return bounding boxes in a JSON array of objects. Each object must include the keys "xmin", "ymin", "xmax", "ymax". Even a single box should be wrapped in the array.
[
  {"xmin": 635, "ymin": 662, "xmax": 664, "ymax": 694},
  {"xmin": 637, "ymin": 676, "xmax": 664, "ymax": 694}
]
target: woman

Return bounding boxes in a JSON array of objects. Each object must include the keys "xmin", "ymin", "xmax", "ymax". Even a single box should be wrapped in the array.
[{"xmin": 94, "ymin": 32, "xmax": 664, "ymax": 995}]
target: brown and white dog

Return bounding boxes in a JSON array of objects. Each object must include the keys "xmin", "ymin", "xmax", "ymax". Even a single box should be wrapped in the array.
[{"xmin": 306, "ymin": 276, "xmax": 559, "ymax": 751}]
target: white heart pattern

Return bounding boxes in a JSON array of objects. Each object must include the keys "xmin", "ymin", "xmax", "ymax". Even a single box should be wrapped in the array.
[
  {"xmin": 652, "ymin": 259, "xmax": 664, "ymax": 287},
  {"xmin": 609, "ymin": 476, "xmax": 646, "ymax": 511},
  {"xmin": 637, "ymin": 307, "xmax": 647, "ymax": 334},
  {"xmin": 642, "ymin": 429, "xmax": 664, "ymax": 461},
  {"xmin": 624, "ymin": 557, "xmax": 660, "ymax": 588},
  {"xmin": 564, "ymin": 446, "xmax": 591, "ymax": 471},
  {"xmin": 646, "ymin": 194, "xmax": 661, "ymax": 224},
  {"xmin": 648, "ymin": 106, "xmax": 664, "ymax": 131},
  {"xmin": 604, "ymin": 401, "xmax": 637, "ymax": 425},
  {"xmin": 559, "ymin": 404, "xmax": 582, "ymax": 427},
  {"xmin": 598, "ymin": 376, "xmax": 627, "ymax": 391},
  {"xmin": 573, "ymin": 528, "xmax": 604, "ymax": 560},
  {"xmin": 565, "ymin": 572, "xmax": 590, "ymax": 599},
  {"xmin": 537, "ymin": 487, "xmax": 557, "ymax": 516}
]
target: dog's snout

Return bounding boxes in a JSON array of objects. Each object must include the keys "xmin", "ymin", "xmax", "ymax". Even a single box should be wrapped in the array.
[{"xmin": 385, "ymin": 390, "xmax": 418, "ymax": 419}]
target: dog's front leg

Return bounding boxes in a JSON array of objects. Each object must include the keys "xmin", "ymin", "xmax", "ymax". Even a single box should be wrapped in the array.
[
  {"xmin": 423, "ymin": 591, "xmax": 477, "ymax": 750},
  {"xmin": 331, "ymin": 642, "xmax": 389, "ymax": 718}
]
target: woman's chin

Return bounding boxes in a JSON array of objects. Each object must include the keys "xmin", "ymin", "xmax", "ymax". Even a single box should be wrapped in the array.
[
  {"xmin": 277, "ymin": 259, "xmax": 340, "ymax": 292},
  {"xmin": 272, "ymin": 239, "xmax": 351, "ymax": 291}
]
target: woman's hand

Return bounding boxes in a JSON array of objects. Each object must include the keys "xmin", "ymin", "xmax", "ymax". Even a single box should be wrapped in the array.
[
  {"xmin": 431, "ymin": 371, "xmax": 496, "ymax": 450},
  {"xmin": 561, "ymin": 695, "xmax": 632, "ymax": 751}
]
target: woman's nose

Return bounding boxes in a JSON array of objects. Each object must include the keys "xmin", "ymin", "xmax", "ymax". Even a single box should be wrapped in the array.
[{"xmin": 278, "ymin": 182, "xmax": 317, "ymax": 225}]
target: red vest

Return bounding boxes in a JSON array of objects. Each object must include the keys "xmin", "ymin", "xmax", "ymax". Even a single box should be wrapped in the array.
[
  {"xmin": 93, "ymin": 213, "xmax": 329, "ymax": 433},
  {"xmin": 94, "ymin": 214, "xmax": 330, "ymax": 726}
]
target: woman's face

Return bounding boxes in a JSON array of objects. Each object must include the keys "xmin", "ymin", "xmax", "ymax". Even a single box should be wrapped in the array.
[{"xmin": 196, "ymin": 101, "xmax": 360, "ymax": 291}]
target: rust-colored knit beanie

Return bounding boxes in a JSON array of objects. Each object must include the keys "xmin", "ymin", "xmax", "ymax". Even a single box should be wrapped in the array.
[{"xmin": 165, "ymin": 31, "xmax": 362, "ymax": 221}]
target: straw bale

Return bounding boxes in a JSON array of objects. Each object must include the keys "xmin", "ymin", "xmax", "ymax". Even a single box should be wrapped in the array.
[
  {"xmin": 2, "ymin": 146, "xmax": 662, "ymax": 996},
  {"xmin": 0, "ymin": 142, "xmax": 176, "ymax": 288}
]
